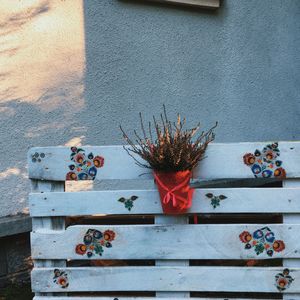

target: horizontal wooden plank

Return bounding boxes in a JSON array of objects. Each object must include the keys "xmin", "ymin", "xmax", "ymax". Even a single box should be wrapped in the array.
[
  {"xmin": 29, "ymin": 187, "xmax": 300, "ymax": 216},
  {"xmin": 31, "ymin": 224, "xmax": 298, "ymax": 260},
  {"xmin": 28, "ymin": 142, "xmax": 300, "ymax": 181},
  {"xmin": 0, "ymin": 214, "xmax": 31, "ymax": 237},
  {"xmin": 34, "ymin": 298, "xmax": 294, "ymax": 300},
  {"xmin": 32, "ymin": 266, "xmax": 300, "ymax": 293}
]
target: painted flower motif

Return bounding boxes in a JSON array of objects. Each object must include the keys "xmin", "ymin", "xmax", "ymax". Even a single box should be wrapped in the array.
[
  {"xmin": 240, "ymin": 226, "xmax": 285, "ymax": 257},
  {"xmin": 275, "ymin": 269, "xmax": 294, "ymax": 291},
  {"xmin": 273, "ymin": 240, "xmax": 285, "ymax": 252},
  {"xmin": 93, "ymin": 156, "xmax": 104, "ymax": 168},
  {"xmin": 74, "ymin": 153, "xmax": 85, "ymax": 164},
  {"xmin": 104, "ymin": 230, "xmax": 116, "ymax": 242},
  {"xmin": 243, "ymin": 153, "xmax": 256, "ymax": 166},
  {"xmin": 66, "ymin": 148, "xmax": 105, "ymax": 180},
  {"xmin": 66, "ymin": 172, "xmax": 77, "ymax": 180},
  {"xmin": 75, "ymin": 244, "xmax": 87, "ymax": 255},
  {"xmin": 274, "ymin": 167, "xmax": 286, "ymax": 178},
  {"xmin": 243, "ymin": 143, "xmax": 286, "ymax": 178},
  {"xmin": 239, "ymin": 231, "xmax": 252, "ymax": 243},
  {"xmin": 264, "ymin": 150, "xmax": 278, "ymax": 163},
  {"xmin": 75, "ymin": 228, "xmax": 116, "ymax": 258},
  {"xmin": 118, "ymin": 195, "xmax": 138, "ymax": 211},
  {"xmin": 53, "ymin": 269, "xmax": 69, "ymax": 289},
  {"xmin": 205, "ymin": 193, "xmax": 227, "ymax": 209}
]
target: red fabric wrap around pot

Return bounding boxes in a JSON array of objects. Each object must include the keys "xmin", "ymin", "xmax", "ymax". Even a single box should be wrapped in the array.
[{"xmin": 153, "ymin": 170, "xmax": 194, "ymax": 215}]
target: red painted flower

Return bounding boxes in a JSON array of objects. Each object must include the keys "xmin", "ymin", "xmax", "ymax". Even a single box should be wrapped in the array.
[
  {"xmin": 66, "ymin": 172, "xmax": 77, "ymax": 180},
  {"xmin": 277, "ymin": 278, "xmax": 288, "ymax": 289},
  {"xmin": 93, "ymin": 156, "xmax": 104, "ymax": 168},
  {"xmin": 58, "ymin": 277, "xmax": 68, "ymax": 288},
  {"xmin": 264, "ymin": 150, "xmax": 277, "ymax": 162},
  {"xmin": 273, "ymin": 240, "xmax": 285, "ymax": 252},
  {"xmin": 74, "ymin": 153, "xmax": 85, "ymax": 164},
  {"xmin": 75, "ymin": 244, "xmax": 87, "ymax": 255},
  {"xmin": 103, "ymin": 230, "xmax": 116, "ymax": 242},
  {"xmin": 243, "ymin": 153, "xmax": 256, "ymax": 166},
  {"xmin": 274, "ymin": 167, "xmax": 286, "ymax": 178},
  {"xmin": 239, "ymin": 231, "xmax": 252, "ymax": 243}
]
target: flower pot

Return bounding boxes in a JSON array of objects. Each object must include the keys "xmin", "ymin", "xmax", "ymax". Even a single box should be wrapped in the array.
[{"xmin": 153, "ymin": 170, "xmax": 194, "ymax": 215}]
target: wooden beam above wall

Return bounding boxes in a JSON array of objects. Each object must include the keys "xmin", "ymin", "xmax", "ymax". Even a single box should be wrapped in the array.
[{"xmin": 147, "ymin": 0, "xmax": 220, "ymax": 9}]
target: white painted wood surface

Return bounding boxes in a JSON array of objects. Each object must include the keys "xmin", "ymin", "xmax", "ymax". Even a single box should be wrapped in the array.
[
  {"xmin": 30, "ymin": 187, "xmax": 300, "ymax": 216},
  {"xmin": 31, "ymin": 180, "xmax": 66, "ymax": 297},
  {"xmin": 283, "ymin": 179, "xmax": 300, "ymax": 300},
  {"xmin": 155, "ymin": 215, "xmax": 190, "ymax": 298},
  {"xmin": 31, "ymin": 224, "xmax": 299, "ymax": 260},
  {"xmin": 28, "ymin": 142, "xmax": 300, "ymax": 181},
  {"xmin": 31, "ymin": 266, "xmax": 300, "ymax": 293}
]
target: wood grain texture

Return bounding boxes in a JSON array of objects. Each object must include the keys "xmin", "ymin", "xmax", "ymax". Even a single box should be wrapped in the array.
[
  {"xmin": 27, "ymin": 142, "xmax": 300, "ymax": 181},
  {"xmin": 29, "ymin": 187, "xmax": 300, "ymax": 217},
  {"xmin": 31, "ymin": 224, "xmax": 299, "ymax": 260},
  {"xmin": 31, "ymin": 266, "xmax": 300, "ymax": 293}
]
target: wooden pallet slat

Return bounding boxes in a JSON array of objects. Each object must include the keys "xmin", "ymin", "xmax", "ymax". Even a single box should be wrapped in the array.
[
  {"xmin": 31, "ymin": 266, "xmax": 300, "ymax": 293},
  {"xmin": 30, "ymin": 187, "xmax": 300, "ymax": 216},
  {"xmin": 28, "ymin": 142, "xmax": 300, "ymax": 181},
  {"xmin": 31, "ymin": 224, "xmax": 299, "ymax": 260}
]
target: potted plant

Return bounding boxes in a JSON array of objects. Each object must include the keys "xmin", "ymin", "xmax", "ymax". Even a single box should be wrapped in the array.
[{"xmin": 120, "ymin": 106, "xmax": 217, "ymax": 214}]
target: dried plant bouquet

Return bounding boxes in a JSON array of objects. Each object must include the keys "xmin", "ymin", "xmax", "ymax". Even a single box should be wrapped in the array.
[{"xmin": 120, "ymin": 106, "xmax": 217, "ymax": 214}]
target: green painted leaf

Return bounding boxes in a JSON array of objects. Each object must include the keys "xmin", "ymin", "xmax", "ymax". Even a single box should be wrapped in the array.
[
  {"xmin": 206, "ymin": 193, "xmax": 213, "ymax": 198},
  {"xmin": 118, "ymin": 197, "xmax": 126, "ymax": 203},
  {"xmin": 131, "ymin": 196, "xmax": 138, "ymax": 201},
  {"xmin": 219, "ymin": 195, "xmax": 227, "ymax": 200}
]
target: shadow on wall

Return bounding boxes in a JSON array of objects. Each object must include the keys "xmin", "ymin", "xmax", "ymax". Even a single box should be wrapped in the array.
[{"xmin": 0, "ymin": 0, "xmax": 87, "ymax": 217}]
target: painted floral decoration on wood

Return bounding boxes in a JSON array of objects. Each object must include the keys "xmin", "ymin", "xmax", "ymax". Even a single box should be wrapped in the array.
[
  {"xmin": 66, "ymin": 147, "xmax": 104, "ymax": 180},
  {"xmin": 118, "ymin": 196, "xmax": 138, "ymax": 211},
  {"xmin": 53, "ymin": 269, "xmax": 69, "ymax": 288},
  {"xmin": 275, "ymin": 268, "xmax": 294, "ymax": 291},
  {"xmin": 75, "ymin": 228, "xmax": 116, "ymax": 258},
  {"xmin": 243, "ymin": 142, "xmax": 286, "ymax": 178},
  {"xmin": 205, "ymin": 193, "xmax": 227, "ymax": 208},
  {"xmin": 239, "ymin": 226, "xmax": 285, "ymax": 257},
  {"xmin": 31, "ymin": 152, "xmax": 45, "ymax": 163}
]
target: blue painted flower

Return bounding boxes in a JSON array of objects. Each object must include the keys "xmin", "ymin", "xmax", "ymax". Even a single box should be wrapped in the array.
[
  {"xmin": 78, "ymin": 172, "xmax": 88, "ymax": 180},
  {"xmin": 88, "ymin": 166, "xmax": 97, "ymax": 178},
  {"xmin": 265, "ymin": 231, "xmax": 275, "ymax": 243},
  {"xmin": 253, "ymin": 229, "xmax": 263, "ymax": 239},
  {"xmin": 93, "ymin": 230, "xmax": 103, "ymax": 239},
  {"xmin": 84, "ymin": 234, "xmax": 93, "ymax": 245},
  {"xmin": 251, "ymin": 164, "xmax": 262, "ymax": 175},
  {"xmin": 262, "ymin": 169, "xmax": 273, "ymax": 178}
]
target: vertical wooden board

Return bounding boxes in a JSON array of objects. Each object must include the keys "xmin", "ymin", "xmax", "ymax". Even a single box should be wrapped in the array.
[
  {"xmin": 155, "ymin": 215, "xmax": 190, "ymax": 298},
  {"xmin": 30, "ymin": 180, "xmax": 66, "ymax": 297},
  {"xmin": 283, "ymin": 179, "xmax": 300, "ymax": 300}
]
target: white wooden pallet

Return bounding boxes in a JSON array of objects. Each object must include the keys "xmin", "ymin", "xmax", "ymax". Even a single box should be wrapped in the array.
[{"xmin": 28, "ymin": 142, "xmax": 300, "ymax": 299}]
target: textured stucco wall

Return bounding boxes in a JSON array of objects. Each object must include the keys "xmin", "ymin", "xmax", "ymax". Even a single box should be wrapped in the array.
[{"xmin": 0, "ymin": 0, "xmax": 299, "ymax": 218}]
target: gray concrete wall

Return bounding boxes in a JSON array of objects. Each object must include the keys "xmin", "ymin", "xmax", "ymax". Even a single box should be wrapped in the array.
[{"xmin": 0, "ymin": 0, "xmax": 299, "ymax": 218}]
